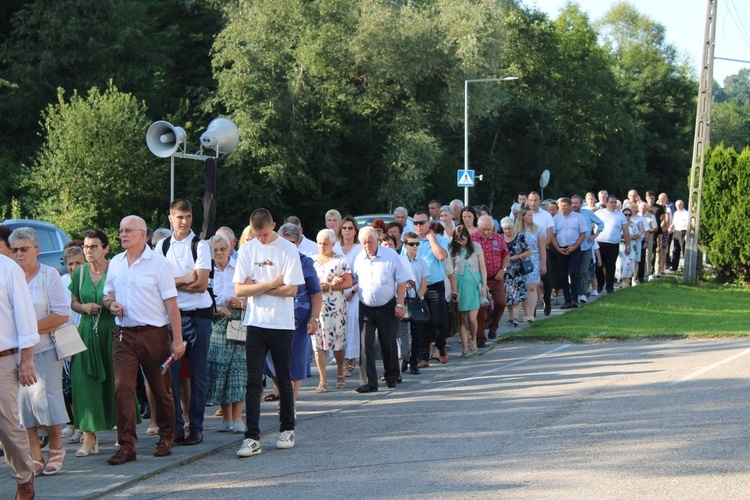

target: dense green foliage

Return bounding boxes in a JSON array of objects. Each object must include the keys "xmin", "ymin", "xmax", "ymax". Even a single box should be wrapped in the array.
[
  {"xmin": 700, "ymin": 145, "xmax": 750, "ymax": 283},
  {"xmin": 1, "ymin": 0, "xmax": 741, "ymax": 244}
]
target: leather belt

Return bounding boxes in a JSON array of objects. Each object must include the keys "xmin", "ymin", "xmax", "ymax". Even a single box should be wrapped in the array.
[
  {"xmin": 0, "ymin": 348, "xmax": 19, "ymax": 358},
  {"xmin": 117, "ymin": 325, "xmax": 161, "ymax": 333}
]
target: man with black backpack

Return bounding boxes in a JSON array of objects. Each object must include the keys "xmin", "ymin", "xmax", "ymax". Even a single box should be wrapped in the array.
[{"xmin": 154, "ymin": 199, "xmax": 213, "ymax": 446}]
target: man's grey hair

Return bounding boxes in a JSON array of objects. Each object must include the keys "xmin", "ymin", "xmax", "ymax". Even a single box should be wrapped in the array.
[
  {"xmin": 477, "ymin": 215, "xmax": 494, "ymax": 227},
  {"xmin": 394, "ymin": 206, "xmax": 408, "ymax": 216},
  {"xmin": 278, "ymin": 223, "xmax": 302, "ymax": 244},
  {"xmin": 440, "ymin": 205, "xmax": 454, "ymax": 215},
  {"xmin": 450, "ymin": 199, "xmax": 464, "ymax": 210},
  {"xmin": 9, "ymin": 227, "xmax": 40, "ymax": 248},
  {"xmin": 210, "ymin": 233, "xmax": 231, "ymax": 249},
  {"xmin": 122, "ymin": 215, "xmax": 148, "ymax": 231},
  {"xmin": 358, "ymin": 226, "xmax": 379, "ymax": 242},
  {"xmin": 152, "ymin": 228, "xmax": 171, "ymax": 245},
  {"xmin": 510, "ymin": 203, "xmax": 521, "ymax": 213},
  {"xmin": 216, "ymin": 226, "xmax": 236, "ymax": 240}
]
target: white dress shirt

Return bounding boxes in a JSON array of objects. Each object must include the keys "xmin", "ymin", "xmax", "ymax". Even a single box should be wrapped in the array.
[
  {"xmin": 353, "ymin": 246, "xmax": 410, "ymax": 307},
  {"xmin": 0, "ymin": 255, "xmax": 39, "ymax": 351},
  {"xmin": 212, "ymin": 257, "xmax": 237, "ymax": 309},
  {"xmin": 154, "ymin": 230, "xmax": 213, "ymax": 311}
]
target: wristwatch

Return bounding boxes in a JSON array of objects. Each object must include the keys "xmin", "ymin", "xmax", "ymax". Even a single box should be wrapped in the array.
[{"xmin": 396, "ymin": 304, "xmax": 404, "ymax": 309}]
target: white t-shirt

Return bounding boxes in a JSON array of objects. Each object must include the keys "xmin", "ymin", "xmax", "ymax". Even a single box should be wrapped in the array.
[
  {"xmin": 298, "ymin": 236, "xmax": 318, "ymax": 258},
  {"xmin": 233, "ymin": 236, "xmax": 304, "ymax": 330},
  {"xmin": 594, "ymin": 209, "xmax": 627, "ymax": 244},
  {"xmin": 532, "ymin": 208, "xmax": 554, "ymax": 237},
  {"xmin": 155, "ymin": 230, "xmax": 213, "ymax": 311}
]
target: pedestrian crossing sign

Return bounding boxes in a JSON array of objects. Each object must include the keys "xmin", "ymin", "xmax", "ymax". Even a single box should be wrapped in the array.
[{"xmin": 457, "ymin": 169, "xmax": 475, "ymax": 187}]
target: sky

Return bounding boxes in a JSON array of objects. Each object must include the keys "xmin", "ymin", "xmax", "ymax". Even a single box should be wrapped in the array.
[{"xmin": 524, "ymin": 0, "xmax": 750, "ymax": 85}]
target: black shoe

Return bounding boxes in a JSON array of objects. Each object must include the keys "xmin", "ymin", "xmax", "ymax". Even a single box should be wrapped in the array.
[
  {"xmin": 174, "ymin": 429, "xmax": 185, "ymax": 444},
  {"xmin": 410, "ymin": 366, "xmax": 420, "ymax": 375},
  {"xmin": 544, "ymin": 302, "xmax": 551, "ymax": 316},
  {"xmin": 38, "ymin": 436, "xmax": 48, "ymax": 449},
  {"xmin": 401, "ymin": 360, "xmax": 408, "ymax": 373},
  {"xmin": 571, "ymin": 301, "xmax": 579, "ymax": 308},
  {"xmin": 560, "ymin": 302, "xmax": 572, "ymax": 310},
  {"xmin": 183, "ymin": 430, "xmax": 203, "ymax": 446},
  {"xmin": 488, "ymin": 330, "xmax": 497, "ymax": 339},
  {"xmin": 356, "ymin": 385, "xmax": 378, "ymax": 393},
  {"xmin": 477, "ymin": 342, "xmax": 487, "ymax": 348},
  {"xmin": 140, "ymin": 402, "xmax": 151, "ymax": 420},
  {"xmin": 397, "ymin": 376, "xmax": 402, "ymax": 383},
  {"xmin": 386, "ymin": 382, "xmax": 397, "ymax": 389}
]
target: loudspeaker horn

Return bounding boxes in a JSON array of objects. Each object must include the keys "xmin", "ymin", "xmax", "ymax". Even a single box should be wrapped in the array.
[
  {"xmin": 146, "ymin": 121, "xmax": 186, "ymax": 158},
  {"xmin": 200, "ymin": 118, "xmax": 239, "ymax": 154}
]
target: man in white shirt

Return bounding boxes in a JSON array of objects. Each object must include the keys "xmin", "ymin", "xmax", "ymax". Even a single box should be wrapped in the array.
[
  {"xmin": 669, "ymin": 199, "xmax": 689, "ymax": 271},
  {"xmin": 104, "ymin": 215, "xmax": 184, "ymax": 465},
  {"xmin": 354, "ymin": 227, "xmax": 409, "ymax": 392},
  {"xmin": 234, "ymin": 209, "xmax": 304, "ymax": 457},
  {"xmin": 551, "ymin": 198, "xmax": 588, "ymax": 309},
  {"xmin": 284, "ymin": 216, "xmax": 317, "ymax": 257},
  {"xmin": 0, "ymin": 253, "xmax": 39, "ymax": 499},
  {"xmin": 595, "ymin": 196, "xmax": 630, "ymax": 293},
  {"xmin": 154, "ymin": 199, "xmax": 213, "ymax": 446},
  {"xmin": 393, "ymin": 206, "xmax": 415, "ymax": 235},
  {"xmin": 528, "ymin": 191, "xmax": 555, "ymax": 315}
]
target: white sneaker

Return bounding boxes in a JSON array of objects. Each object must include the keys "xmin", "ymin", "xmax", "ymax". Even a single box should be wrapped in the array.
[
  {"xmin": 578, "ymin": 295, "xmax": 587, "ymax": 303},
  {"xmin": 233, "ymin": 421, "xmax": 246, "ymax": 434},
  {"xmin": 276, "ymin": 430, "xmax": 295, "ymax": 449},
  {"xmin": 236, "ymin": 438, "xmax": 262, "ymax": 457},
  {"xmin": 648, "ymin": 275, "xmax": 655, "ymax": 282},
  {"xmin": 590, "ymin": 290, "xmax": 598, "ymax": 297}
]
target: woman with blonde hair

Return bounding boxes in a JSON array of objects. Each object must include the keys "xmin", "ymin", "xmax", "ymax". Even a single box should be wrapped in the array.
[{"xmin": 515, "ymin": 208, "xmax": 546, "ymax": 322}]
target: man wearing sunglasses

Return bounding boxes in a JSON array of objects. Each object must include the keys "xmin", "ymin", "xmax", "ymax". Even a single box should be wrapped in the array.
[{"xmin": 409, "ymin": 211, "xmax": 450, "ymax": 365}]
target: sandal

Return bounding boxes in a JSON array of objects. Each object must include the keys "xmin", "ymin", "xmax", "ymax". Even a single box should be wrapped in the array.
[
  {"xmin": 264, "ymin": 394, "xmax": 280, "ymax": 402},
  {"xmin": 460, "ymin": 350, "xmax": 470, "ymax": 358},
  {"xmin": 146, "ymin": 426, "xmax": 159, "ymax": 435},
  {"xmin": 315, "ymin": 382, "xmax": 328, "ymax": 393},
  {"xmin": 346, "ymin": 362, "xmax": 356, "ymax": 372},
  {"xmin": 32, "ymin": 459, "xmax": 44, "ymax": 477},
  {"xmin": 67, "ymin": 429, "xmax": 83, "ymax": 444},
  {"xmin": 42, "ymin": 448, "xmax": 65, "ymax": 475},
  {"xmin": 336, "ymin": 376, "xmax": 346, "ymax": 389}
]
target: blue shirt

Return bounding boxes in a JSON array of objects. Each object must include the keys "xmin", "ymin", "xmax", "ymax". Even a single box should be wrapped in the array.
[
  {"xmin": 414, "ymin": 235, "xmax": 449, "ymax": 285},
  {"xmin": 576, "ymin": 209, "xmax": 604, "ymax": 251},
  {"xmin": 552, "ymin": 211, "xmax": 588, "ymax": 248}
]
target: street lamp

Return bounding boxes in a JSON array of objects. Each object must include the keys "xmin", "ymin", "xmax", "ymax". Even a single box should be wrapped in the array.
[{"xmin": 463, "ymin": 76, "xmax": 519, "ymax": 206}]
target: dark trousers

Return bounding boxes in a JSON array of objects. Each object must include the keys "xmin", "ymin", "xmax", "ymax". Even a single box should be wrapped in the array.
[
  {"xmin": 113, "ymin": 326, "xmax": 175, "ymax": 452},
  {"xmin": 672, "ymin": 230, "xmax": 686, "ymax": 271},
  {"xmin": 596, "ymin": 242, "xmax": 619, "ymax": 293},
  {"xmin": 578, "ymin": 247, "xmax": 593, "ymax": 296},
  {"xmin": 171, "ymin": 315, "xmax": 212, "ymax": 432},
  {"xmin": 419, "ymin": 282, "xmax": 448, "ymax": 360},
  {"xmin": 638, "ymin": 239, "xmax": 647, "ymax": 282},
  {"xmin": 409, "ymin": 318, "xmax": 423, "ymax": 368},
  {"xmin": 541, "ymin": 246, "xmax": 555, "ymax": 306},
  {"xmin": 359, "ymin": 299, "xmax": 399, "ymax": 387},
  {"xmin": 557, "ymin": 248, "xmax": 581, "ymax": 303},
  {"xmin": 476, "ymin": 277, "xmax": 506, "ymax": 340},
  {"xmin": 244, "ymin": 326, "xmax": 294, "ymax": 441}
]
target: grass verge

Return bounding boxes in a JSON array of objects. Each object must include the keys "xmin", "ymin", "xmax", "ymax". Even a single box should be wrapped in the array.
[{"xmin": 509, "ymin": 277, "xmax": 750, "ymax": 342}]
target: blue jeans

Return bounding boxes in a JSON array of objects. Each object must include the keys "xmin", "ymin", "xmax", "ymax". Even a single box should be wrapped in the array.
[{"xmin": 171, "ymin": 315, "xmax": 212, "ymax": 432}]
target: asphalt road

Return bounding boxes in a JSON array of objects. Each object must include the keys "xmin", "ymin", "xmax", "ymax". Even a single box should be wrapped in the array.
[{"xmin": 93, "ymin": 337, "xmax": 750, "ymax": 499}]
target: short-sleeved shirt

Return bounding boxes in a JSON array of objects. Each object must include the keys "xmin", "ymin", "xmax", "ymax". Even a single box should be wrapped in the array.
[
  {"xmin": 407, "ymin": 256, "xmax": 430, "ymax": 298},
  {"xmin": 471, "ymin": 230, "xmax": 508, "ymax": 276},
  {"xmin": 576, "ymin": 209, "xmax": 604, "ymax": 252},
  {"xmin": 233, "ymin": 235, "xmax": 304, "ymax": 330},
  {"xmin": 553, "ymin": 211, "xmax": 588, "ymax": 247},
  {"xmin": 650, "ymin": 203, "xmax": 666, "ymax": 234},
  {"xmin": 104, "ymin": 245, "xmax": 178, "ymax": 327},
  {"xmin": 532, "ymin": 208, "xmax": 554, "ymax": 237},
  {"xmin": 154, "ymin": 230, "xmax": 212, "ymax": 311},
  {"xmin": 594, "ymin": 209, "xmax": 628, "ymax": 244},
  {"xmin": 353, "ymin": 246, "xmax": 411, "ymax": 307},
  {"xmin": 413, "ymin": 234, "xmax": 449, "ymax": 285}
]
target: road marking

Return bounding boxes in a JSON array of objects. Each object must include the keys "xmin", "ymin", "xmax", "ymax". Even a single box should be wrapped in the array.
[
  {"xmin": 671, "ymin": 346, "xmax": 750, "ymax": 385},
  {"xmin": 436, "ymin": 344, "xmax": 571, "ymax": 388}
]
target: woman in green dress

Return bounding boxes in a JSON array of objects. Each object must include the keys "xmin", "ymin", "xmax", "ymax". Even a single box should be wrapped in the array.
[{"xmin": 68, "ymin": 229, "xmax": 116, "ymax": 457}]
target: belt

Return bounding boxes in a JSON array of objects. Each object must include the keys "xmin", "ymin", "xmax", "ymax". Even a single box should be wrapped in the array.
[
  {"xmin": 117, "ymin": 325, "xmax": 161, "ymax": 333},
  {"xmin": 0, "ymin": 348, "xmax": 19, "ymax": 358}
]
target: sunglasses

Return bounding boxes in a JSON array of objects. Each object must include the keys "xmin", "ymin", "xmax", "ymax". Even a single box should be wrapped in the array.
[
  {"xmin": 404, "ymin": 241, "xmax": 420, "ymax": 247},
  {"xmin": 118, "ymin": 227, "xmax": 144, "ymax": 235},
  {"xmin": 341, "ymin": 226, "xmax": 355, "ymax": 230},
  {"xmin": 10, "ymin": 246, "xmax": 34, "ymax": 253},
  {"xmin": 83, "ymin": 244, "xmax": 101, "ymax": 250},
  {"xmin": 414, "ymin": 220, "xmax": 429, "ymax": 226},
  {"xmin": 623, "ymin": 213, "xmax": 632, "ymax": 217}
]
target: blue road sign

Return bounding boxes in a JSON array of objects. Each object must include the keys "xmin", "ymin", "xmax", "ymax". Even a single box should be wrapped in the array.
[{"xmin": 457, "ymin": 169, "xmax": 475, "ymax": 187}]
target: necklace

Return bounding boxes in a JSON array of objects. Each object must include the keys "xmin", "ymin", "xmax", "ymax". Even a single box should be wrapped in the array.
[{"xmin": 89, "ymin": 263, "xmax": 108, "ymax": 275}]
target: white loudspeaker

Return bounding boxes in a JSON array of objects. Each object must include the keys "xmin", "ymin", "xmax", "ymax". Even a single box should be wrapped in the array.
[
  {"xmin": 146, "ymin": 121, "xmax": 186, "ymax": 158},
  {"xmin": 200, "ymin": 118, "xmax": 239, "ymax": 154}
]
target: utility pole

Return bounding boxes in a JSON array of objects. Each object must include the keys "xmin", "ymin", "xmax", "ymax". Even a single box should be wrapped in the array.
[{"xmin": 684, "ymin": 0, "xmax": 717, "ymax": 283}]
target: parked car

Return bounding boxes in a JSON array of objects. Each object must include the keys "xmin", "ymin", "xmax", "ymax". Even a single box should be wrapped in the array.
[
  {"xmin": 354, "ymin": 214, "xmax": 414, "ymax": 229},
  {"xmin": 1, "ymin": 219, "xmax": 71, "ymax": 274}
]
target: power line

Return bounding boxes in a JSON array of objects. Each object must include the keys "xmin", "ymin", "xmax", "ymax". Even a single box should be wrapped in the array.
[{"xmin": 725, "ymin": 0, "xmax": 750, "ymax": 52}]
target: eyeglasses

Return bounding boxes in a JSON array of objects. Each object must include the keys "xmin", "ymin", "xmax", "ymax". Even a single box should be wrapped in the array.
[
  {"xmin": 404, "ymin": 242, "xmax": 420, "ymax": 247},
  {"xmin": 118, "ymin": 227, "xmax": 144, "ymax": 235},
  {"xmin": 414, "ymin": 220, "xmax": 429, "ymax": 226},
  {"xmin": 341, "ymin": 226, "xmax": 355, "ymax": 230},
  {"xmin": 10, "ymin": 246, "xmax": 34, "ymax": 253},
  {"xmin": 83, "ymin": 244, "xmax": 101, "ymax": 250},
  {"xmin": 623, "ymin": 213, "xmax": 632, "ymax": 217},
  {"xmin": 214, "ymin": 247, "xmax": 228, "ymax": 253}
]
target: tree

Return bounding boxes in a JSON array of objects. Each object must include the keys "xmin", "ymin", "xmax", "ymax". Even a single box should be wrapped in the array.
[{"xmin": 26, "ymin": 83, "xmax": 168, "ymax": 239}]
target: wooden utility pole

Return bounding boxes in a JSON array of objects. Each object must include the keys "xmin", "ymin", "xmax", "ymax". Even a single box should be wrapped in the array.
[{"xmin": 684, "ymin": 0, "xmax": 717, "ymax": 283}]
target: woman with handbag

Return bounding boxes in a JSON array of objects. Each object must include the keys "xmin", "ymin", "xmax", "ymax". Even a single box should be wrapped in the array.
[
  {"xmin": 9, "ymin": 227, "xmax": 70, "ymax": 476},
  {"xmin": 206, "ymin": 233, "xmax": 247, "ymax": 433},
  {"xmin": 68, "ymin": 230, "xmax": 117, "ymax": 457},
  {"xmin": 500, "ymin": 218, "xmax": 532, "ymax": 327},
  {"xmin": 450, "ymin": 225, "xmax": 487, "ymax": 357},
  {"xmin": 516, "ymin": 208, "xmax": 547, "ymax": 323}
]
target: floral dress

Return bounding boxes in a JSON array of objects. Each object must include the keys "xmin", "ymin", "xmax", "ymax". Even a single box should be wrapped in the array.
[
  {"xmin": 616, "ymin": 222, "xmax": 639, "ymax": 280},
  {"xmin": 313, "ymin": 254, "xmax": 350, "ymax": 351},
  {"xmin": 504, "ymin": 233, "xmax": 528, "ymax": 306},
  {"xmin": 523, "ymin": 228, "xmax": 542, "ymax": 285}
]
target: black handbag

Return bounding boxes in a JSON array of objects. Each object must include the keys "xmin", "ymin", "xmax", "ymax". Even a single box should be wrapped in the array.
[
  {"xmin": 404, "ymin": 285, "xmax": 431, "ymax": 324},
  {"xmin": 520, "ymin": 259, "xmax": 534, "ymax": 275}
]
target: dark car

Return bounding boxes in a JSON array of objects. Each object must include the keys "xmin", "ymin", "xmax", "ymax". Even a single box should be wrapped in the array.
[
  {"xmin": 1, "ymin": 219, "xmax": 71, "ymax": 274},
  {"xmin": 354, "ymin": 214, "xmax": 414, "ymax": 229}
]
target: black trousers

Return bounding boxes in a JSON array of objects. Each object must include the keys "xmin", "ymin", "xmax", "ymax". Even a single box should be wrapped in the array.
[
  {"xmin": 672, "ymin": 230, "xmax": 686, "ymax": 271},
  {"xmin": 419, "ymin": 282, "xmax": 448, "ymax": 360},
  {"xmin": 359, "ymin": 299, "xmax": 399, "ymax": 388},
  {"xmin": 541, "ymin": 246, "xmax": 554, "ymax": 306},
  {"xmin": 596, "ymin": 242, "xmax": 619, "ymax": 293},
  {"xmin": 557, "ymin": 247, "xmax": 581, "ymax": 303}
]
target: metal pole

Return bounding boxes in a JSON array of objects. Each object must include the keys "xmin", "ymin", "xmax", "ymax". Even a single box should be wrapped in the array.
[
  {"xmin": 684, "ymin": 0, "xmax": 716, "ymax": 283},
  {"xmin": 170, "ymin": 155, "xmax": 175, "ymax": 204},
  {"xmin": 464, "ymin": 79, "xmax": 469, "ymax": 206}
]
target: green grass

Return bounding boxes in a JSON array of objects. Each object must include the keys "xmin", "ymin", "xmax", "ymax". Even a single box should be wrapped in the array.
[{"xmin": 511, "ymin": 278, "xmax": 750, "ymax": 342}]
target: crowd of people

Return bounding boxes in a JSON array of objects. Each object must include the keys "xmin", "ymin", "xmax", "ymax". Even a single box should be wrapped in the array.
[{"xmin": 0, "ymin": 188, "xmax": 685, "ymax": 497}]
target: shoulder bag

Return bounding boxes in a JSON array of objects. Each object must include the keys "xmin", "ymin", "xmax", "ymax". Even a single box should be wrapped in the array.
[
  {"xmin": 226, "ymin": 306, "xmax": 246, "ymax": 342},
  {"xmin": 45, "ymin": 267, "xmax": 87, "ymax": 360},
  {"xmin": 462, "ymin": 254, "xmax": 491, "ymax": 307},
  {"xmin": 520, "ymin": 259, "xmax": 534, "ymax": 275}
]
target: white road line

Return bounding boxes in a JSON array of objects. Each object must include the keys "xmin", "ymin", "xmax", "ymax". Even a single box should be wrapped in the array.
[
  {"xmin": 671, "ymin": 346, "xmax": 750, "ymax": 385},
  {"xmin": 437, "ymin": 344, "xmax": 572, "ymax": 388}
]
